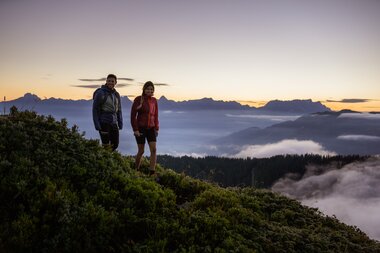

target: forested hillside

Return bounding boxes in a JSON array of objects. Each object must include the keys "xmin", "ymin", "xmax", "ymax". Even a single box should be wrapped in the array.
[
  {"xmin": 1, "ymin": 108, "xmax": 379, "ymax": 252},
  {"xmin": 157, "ymin": 155, "xmax": 367, "ymax": 188}
]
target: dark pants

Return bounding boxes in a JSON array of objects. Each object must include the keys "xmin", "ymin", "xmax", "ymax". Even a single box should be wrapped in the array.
[{"xmin": 99, "ymin": 122, "xmax": 119, "ymax": 151}]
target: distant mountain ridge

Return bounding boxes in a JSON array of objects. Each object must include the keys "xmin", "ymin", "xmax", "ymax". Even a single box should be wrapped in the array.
[
  {"xmin": 2, "ymin": 93, "xmax": 332, "ymax": 114},
  {"xmin": 214, "ymin": 110, "xmax": 380, "ymax": 155},
  {"xmin": 259, "ymin": 99, "xmax": 331, "ymax": 113}
]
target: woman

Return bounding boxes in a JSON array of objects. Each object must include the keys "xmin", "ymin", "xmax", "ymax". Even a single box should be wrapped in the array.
[{"xmin": 130, "ymin": 81, "xmax": 159, "ymax": 175}]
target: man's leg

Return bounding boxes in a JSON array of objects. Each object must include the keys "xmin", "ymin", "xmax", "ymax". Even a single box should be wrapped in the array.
[
  {"xmin": 109, "ymin": 124, "xmax": 119, "ymax": 151},
  {"xmin": 99, "ymin": 123, "xmax": 110, "ymax": 146}
]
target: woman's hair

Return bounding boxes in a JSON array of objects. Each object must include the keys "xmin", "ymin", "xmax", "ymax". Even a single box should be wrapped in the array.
[
  {"xmin": 140, "ymin": 81, "xmax": 155, "ymax": 106},
  {"xmin": 142, "ymin": 81, "xmax": 154, "ymax": 94}
]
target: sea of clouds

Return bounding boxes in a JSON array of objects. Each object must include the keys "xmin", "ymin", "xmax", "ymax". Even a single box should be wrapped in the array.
[{"xmin": 272, "ymin": 156, "xmax": 380, "ymax": 241}]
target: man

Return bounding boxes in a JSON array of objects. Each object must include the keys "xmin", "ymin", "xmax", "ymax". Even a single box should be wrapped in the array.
[{"xmin": 92, "ymin": 74, "xmax": 123, "ymax": 151}]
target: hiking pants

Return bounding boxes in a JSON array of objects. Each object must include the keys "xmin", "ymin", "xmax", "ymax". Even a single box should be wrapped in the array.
[{"xmin": 99, "ymin": 122, "xmax": 119, "ymax": 151}]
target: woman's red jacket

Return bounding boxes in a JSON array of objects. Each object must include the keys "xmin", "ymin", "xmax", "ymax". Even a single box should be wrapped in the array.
[{"xmin": 130, "ymin": 95, "xmax": 159, "ymax": 131}]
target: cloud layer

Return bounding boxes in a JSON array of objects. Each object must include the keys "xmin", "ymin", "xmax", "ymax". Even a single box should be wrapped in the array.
[
  {"xmin": 326, "ymin": 98, "xmax": 372, "ymax": 103},
  {"xmin": 338, "ymin": 113, "xmax": 380, "ymax": 120},
  {"xmin": 225, "ymin": 114, "xmax": 300, "ymax": 122},
  {"xmin": 337, "ymin": 135, "xmax": 380, "ymax": 141},
  {"xmin": 233, "ymin": 139, "xmax": 336, "ymax": 158},
  {"xmin": 272, "ymin": 156, "xmax": 380, "ymax": 240}
]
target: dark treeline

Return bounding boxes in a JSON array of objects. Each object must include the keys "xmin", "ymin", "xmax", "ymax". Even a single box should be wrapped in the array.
[{"xmin": 157, "ymin": 154, "xmax": 368, "ymax": 188}]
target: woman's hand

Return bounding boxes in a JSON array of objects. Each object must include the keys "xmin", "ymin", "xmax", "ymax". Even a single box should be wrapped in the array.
[{"xmin": 134, "ymin": 131, "xmax": 141, "ymax": 137}]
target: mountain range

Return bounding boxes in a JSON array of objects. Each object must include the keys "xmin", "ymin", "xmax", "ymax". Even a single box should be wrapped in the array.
[
  {"xmin": 214, "ymin": 110, "xmax": 380, "ymax": 156},
  {"xmin": 2, "ymin": 93, "xmax": 379, "ymax": 156},
  {"xmin": 1, "ymin": 93, "xmax": 331, "ymax": 114}
]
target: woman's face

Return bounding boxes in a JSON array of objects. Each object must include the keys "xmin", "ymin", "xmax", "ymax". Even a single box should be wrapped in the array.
[{"xmin": 144, "ymin": 86, "xmax": 154, "ymax": 96}]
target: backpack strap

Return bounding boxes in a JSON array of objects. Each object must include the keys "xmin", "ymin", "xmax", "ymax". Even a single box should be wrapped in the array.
[{"xmin": 115, "ymin": 92, "xmax": 121, "ymax": 113}]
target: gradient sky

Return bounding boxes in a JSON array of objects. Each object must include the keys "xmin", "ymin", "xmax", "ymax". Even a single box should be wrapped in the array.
[{"xmin": 1, "ymin": 0, "xmax": 379, "ymax": 111}]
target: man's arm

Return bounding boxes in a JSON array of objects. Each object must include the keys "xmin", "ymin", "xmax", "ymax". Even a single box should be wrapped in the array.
[
  {"xmin": 117, "ymin": 94, "xmax": 123, "ymax": 130},
  {"xmin": 92, "ymin": 91, "xmax": 103, "ymax": 130}
]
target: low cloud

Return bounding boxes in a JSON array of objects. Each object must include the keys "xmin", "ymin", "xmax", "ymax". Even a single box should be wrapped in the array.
[
  {"xmin": 225, "ymin": 114, "xmax": 300, "ymax": 122},
  {"xmin": 233, "ymin": 139, "xmax": 336, "ymax": 158},
  {"xmin": 165, "ymin": 151, "xmax": 207, "ymax": 158},
  {"xmin": 326, "ymin": 98, "xmax": 372, "ymax": 103},
  {"xmin": 272, "ymin": 156, "xmax": 380, "ymax": 240},
  {"xmin": 162, "ymin": 110, "xmax": 185, "ymax": 114},
  {"xmin": 337, "ymin": 135, "xmax": 380, "ymax": 141},
  {"xmin": 338, "ymin": 113, "xmax": 380, "ymax": 120}
]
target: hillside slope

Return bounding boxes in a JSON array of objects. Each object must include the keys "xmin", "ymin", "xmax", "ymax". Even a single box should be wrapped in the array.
[{"xmin": 0, "ymin": 108, "xmax": 379, "ymax": 253}]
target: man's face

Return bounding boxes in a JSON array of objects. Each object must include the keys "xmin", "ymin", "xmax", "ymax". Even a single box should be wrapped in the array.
[{"xmin": 106, "ymin": 77, "xmax": 117, "ymax": 89}]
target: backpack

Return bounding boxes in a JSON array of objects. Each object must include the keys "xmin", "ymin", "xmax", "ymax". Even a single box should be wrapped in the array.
[
  {"xmin": 93, "ymin": 87, "xmax": 109, "ymax": 107},
  {"xmin": 93, "ymin": 88, "xmax": 120, "ymax": 112}
]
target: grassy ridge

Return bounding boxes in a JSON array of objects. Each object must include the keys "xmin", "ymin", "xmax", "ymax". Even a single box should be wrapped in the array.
[{"xmin": 0, "ymin": 108, "xmax": 379, "ymax": 252}]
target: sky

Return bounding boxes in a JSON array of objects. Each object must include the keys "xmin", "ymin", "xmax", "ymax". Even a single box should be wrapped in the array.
[{"xmin": 0, "ymin": 0, "xmax": 379, "ymax": 111}]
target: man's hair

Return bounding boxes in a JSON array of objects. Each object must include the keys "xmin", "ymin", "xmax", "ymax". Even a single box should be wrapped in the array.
[{"xmin": 107, "ymin": 74, "xmax": 117, "ymax": 80}]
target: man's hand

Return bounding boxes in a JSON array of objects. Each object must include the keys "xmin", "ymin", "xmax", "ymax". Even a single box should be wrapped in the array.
[{"xmin": 134, "ymin": 131, "xmax": 141, "ymax": 137}]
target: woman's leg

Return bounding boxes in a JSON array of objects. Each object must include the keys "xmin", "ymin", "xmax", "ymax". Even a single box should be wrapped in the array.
[
  {"xmin": 148, "ymin": 141, "xmax": 157, "ymax": 173},
  {"xmin": 135, "ymin": 144, "xmax": 145, "ymax": 171}
]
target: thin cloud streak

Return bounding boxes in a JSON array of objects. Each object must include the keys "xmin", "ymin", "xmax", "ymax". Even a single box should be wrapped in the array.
[
  {"xmin": 326, "ymin": 99, "xmax": 372, "ymax": 103},
  {"xmin": 138, "ymin": 82, "xmax": 171, "ymax": 86},
  {"xmin": 117, "ymin": 83, "xmax": 133, "ymax": 87},
  {"xmin": 72, "ymin": 84, "xmax": 131, "ymax": 89},
  {"xmin": 338, "ymin": 113, "xmax": 380, "ymax": 120},
  {"xmin": 225, "ymin": 114, "xmax": 300, "ymax": 121},
  {"xmin": 72, "ymin": 85, "xmax": 102, "ymax": 89},
  {"xmin": 337, "ymin": 135, "xmax": 380, "ymax": 141},
  {"xmin": 79, "ymin": 77, "xmax": 134, "ymax": 82},
  {"xmin": 238, "ymin": 100, "xmax": 267, "ymax": 105}
]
